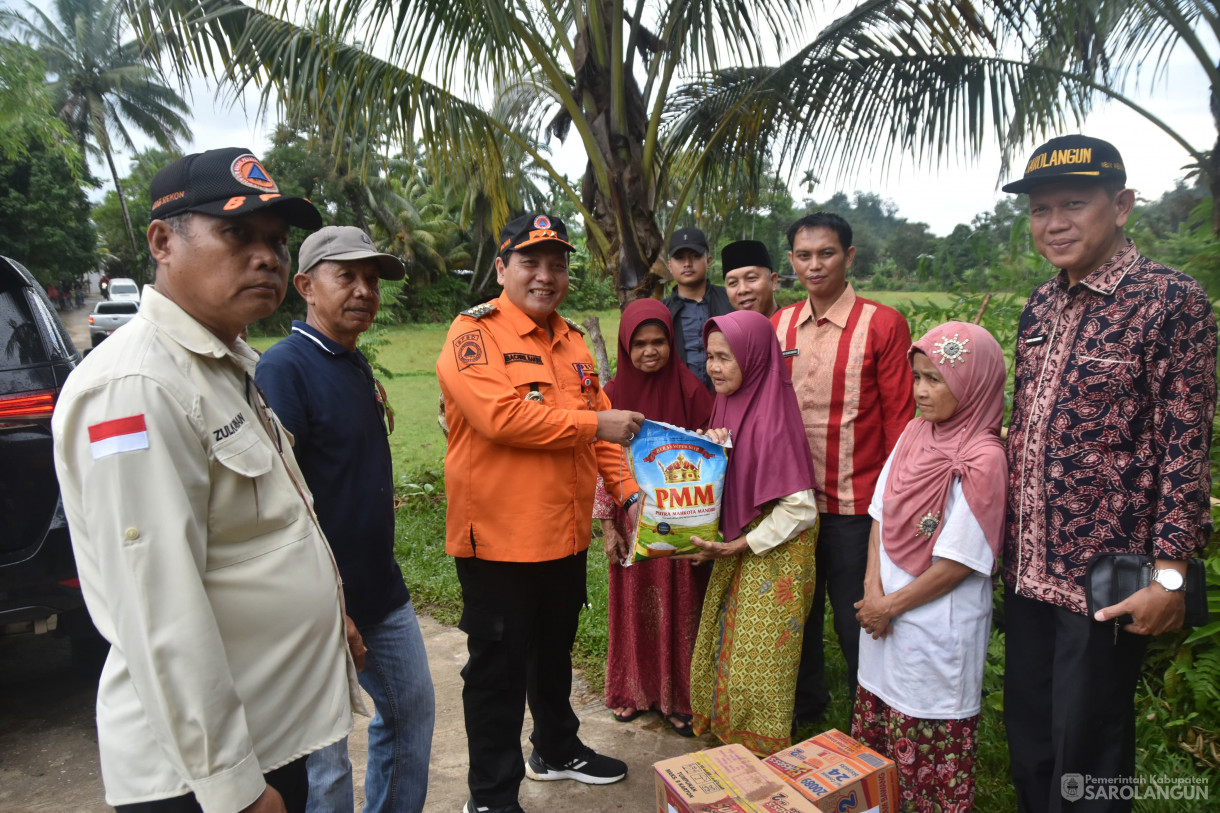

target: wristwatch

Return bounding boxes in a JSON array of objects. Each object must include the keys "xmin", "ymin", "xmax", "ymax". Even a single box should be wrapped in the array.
[
  {"xmin": 1151, "ymin": 567, "xmax": 1185, "ymax": 592},
  {"xmin": 622, "ymin": 491, "xmax": 642, "ymax": 510}
]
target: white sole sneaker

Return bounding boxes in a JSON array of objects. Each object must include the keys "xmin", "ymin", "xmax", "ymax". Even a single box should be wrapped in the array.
[{"xmin": 525, "ymin": 749, "xmax": 626, "ymax": 785}]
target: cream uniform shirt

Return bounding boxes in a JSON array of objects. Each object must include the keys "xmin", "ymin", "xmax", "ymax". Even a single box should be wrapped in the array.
[{"xmin": 52, "ymin": 287, "xmax": 362, "ymax": 813}]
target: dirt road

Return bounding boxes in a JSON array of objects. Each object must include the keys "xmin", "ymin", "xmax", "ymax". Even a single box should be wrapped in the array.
[{"xmin": 0, "ymin": 614, "xmax": 707, "ymax": 813}]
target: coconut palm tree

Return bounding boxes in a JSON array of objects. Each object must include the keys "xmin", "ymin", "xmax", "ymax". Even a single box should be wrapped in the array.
[
  {"xmin": 0, "ymin": 38, "xmax": 80, "ymax": 172},
  {"xmin": 122, "ymin": 0, "xmax": 1214, "ymax": 294},
  {"xmin": 993, "ymin": 1, "xmax": 1219, "ymax": 228},
  {"xmin": 4, "ymin": 0, "xmax": 191, "ymax": 256}
]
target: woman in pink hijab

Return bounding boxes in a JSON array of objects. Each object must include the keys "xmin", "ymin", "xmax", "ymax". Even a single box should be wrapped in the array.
[{"xmin": 851, "ymin": 321, "xmax": 1007, "ymax": 811}]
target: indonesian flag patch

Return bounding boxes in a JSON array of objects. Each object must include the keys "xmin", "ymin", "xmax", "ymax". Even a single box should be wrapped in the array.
[{"xmin": 88, "ymin": 415, "xmax": 149, "ymax": 460}]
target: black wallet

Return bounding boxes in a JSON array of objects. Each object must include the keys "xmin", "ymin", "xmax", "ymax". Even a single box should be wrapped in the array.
[{"xmin": 1084, "ymin": 553, "xmax": 1209, "ymax": 628}]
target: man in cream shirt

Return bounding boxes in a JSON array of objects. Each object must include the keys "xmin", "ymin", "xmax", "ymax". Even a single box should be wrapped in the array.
[{"xmin": 52, "ymin": 148, "xmax": 363, "ymax": 813}]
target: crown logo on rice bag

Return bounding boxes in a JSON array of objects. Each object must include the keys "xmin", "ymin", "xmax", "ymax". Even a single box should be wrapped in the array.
[
  {"xmin": 660, "ymin": 453, "xmax": 702, "ymax": 483},
  {"xmin": 627, "ymin": 421, "xmax": 729, "ymax": 563}
]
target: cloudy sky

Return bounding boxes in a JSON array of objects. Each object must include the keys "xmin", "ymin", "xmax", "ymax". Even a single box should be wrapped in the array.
[
  {"xmin": 13, "ymin": 0, "xmax": 1216, "ymax": 235},
  {"xmin": 180, "ymin": 51, "xmax": 1214, "ymax": 235}
]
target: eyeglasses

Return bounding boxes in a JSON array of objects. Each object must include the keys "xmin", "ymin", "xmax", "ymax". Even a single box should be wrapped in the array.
[{"xmin": 373, "ymin": 378, "xmax": 395, "ymax": 435}]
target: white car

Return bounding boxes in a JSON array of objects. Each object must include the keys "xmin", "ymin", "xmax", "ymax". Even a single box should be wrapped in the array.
[
  {"xmin": 108, "ymin": 277, "xmax": 140, "ymax": 303},
  {"xmin": 89, "ymin": 300, "xmax": 140, "ymax": 347}
]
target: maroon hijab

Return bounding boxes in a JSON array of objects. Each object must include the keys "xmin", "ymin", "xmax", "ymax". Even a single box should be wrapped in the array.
[
  {"xmin": 603, "ymin": 298, "xmax": 713, "ymax": 430},
  {"xmin": 881, "ymin": 321, "xmax": 1007, "ymax": 576},
  {"xmin": 703, "ymin": 310, "xmax": 817, "ymax": 541}
]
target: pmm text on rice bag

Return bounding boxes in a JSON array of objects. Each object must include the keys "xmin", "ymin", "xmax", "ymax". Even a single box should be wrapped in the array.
[{"xmin": 628, "ymin": 420, "xmax": 729, "ymax": 563}]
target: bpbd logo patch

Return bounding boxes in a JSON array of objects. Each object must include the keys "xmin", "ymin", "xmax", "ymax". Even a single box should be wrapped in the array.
[
  {"xmin": 230, "ymin": 154, "xmax": 279, "ymax": 191},
  {"xmin": 453, "ymin": 330, "xmax": 487, "ymax": 371}
]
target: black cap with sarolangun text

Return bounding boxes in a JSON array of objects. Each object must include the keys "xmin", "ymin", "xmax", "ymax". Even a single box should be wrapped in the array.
[
  {"xmin": 1002, "ymin": 135, "xmax": 1127, "ymax": 194},
  {"xmin": 149, "ymin": 147, "xmax": 323, "ymax": 230}
]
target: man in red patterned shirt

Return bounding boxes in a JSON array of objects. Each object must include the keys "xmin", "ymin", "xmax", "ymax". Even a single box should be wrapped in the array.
[
  {"xmin": 1002, "ymin": 135, "xmax": 1216, "ymax": 813},
  {"xmin": 772, "ymin": 213, "xmax": 915, "ymax": 728}
]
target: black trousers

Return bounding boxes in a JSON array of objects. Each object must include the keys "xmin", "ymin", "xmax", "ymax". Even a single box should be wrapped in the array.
[
  {"xmin": 456, "ymin": 551, "xmax": 588, "ymax": 808},
  {"xmin": 1004, "ymin": 589, "xmax": 1149, "ymax": 813},
  {"xmin": 114, "ymin": 757, "xmax": 307, "ymax": 812},
  {"xmin": 794, "ymin": 513, "xmax": 870, "ymax": 721}
]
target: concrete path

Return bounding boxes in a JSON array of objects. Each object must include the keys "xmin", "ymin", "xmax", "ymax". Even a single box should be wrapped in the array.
[
  {"xmin": 59, "ymin": 288, "xmax": 102, "ymax": 354},
  {"xmin": 0, "ymin": 614, "xmax": 709, "ymax": 813},
  {"xmin": 384, "ymin": 615, "xmax": 710, "ymax": 813}
]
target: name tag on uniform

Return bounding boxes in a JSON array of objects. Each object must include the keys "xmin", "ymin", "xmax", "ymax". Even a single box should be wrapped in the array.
[
  {"xmin": 782, "ymin": 348, "xmax": 799, "ymax": 358},
  {"xmin": 1025, "ymin": 335, "xmax": 1047, "ymax": 346}
]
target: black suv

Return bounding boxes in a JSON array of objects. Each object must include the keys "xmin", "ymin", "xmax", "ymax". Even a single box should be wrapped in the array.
[{"xmin": 0, "ymin": 255, "xmax": 104, "ymax": 668}]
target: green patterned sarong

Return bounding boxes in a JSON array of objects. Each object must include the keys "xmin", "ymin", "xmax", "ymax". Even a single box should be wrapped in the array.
[{"xmin": 690, "ymin": 516, "xmax": 817, "ymax": 755}]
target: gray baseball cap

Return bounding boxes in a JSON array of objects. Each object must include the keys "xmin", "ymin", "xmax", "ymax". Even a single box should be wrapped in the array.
[{"xmin": 297, "ymin": 226, "xmax": 406, "ymax": 280}]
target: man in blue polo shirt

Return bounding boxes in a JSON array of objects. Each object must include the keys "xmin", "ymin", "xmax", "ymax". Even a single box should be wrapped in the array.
[{"xmin": 257, "ymin": 226, "xmax": 435, "ymax": 813}]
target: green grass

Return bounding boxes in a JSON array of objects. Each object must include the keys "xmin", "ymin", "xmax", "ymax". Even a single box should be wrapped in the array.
[{"xmin": 856, "ymin": 290, "xmax": 957, "ymax": 309}]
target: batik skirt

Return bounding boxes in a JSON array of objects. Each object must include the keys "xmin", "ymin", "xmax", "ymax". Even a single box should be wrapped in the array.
[
  {"xmin": 851, "ymin": 686, "xmax": 980, "ymax": 812},
  {"xmin": 689, "ymin": 520, "xmax": 817, "ymax": 755}
]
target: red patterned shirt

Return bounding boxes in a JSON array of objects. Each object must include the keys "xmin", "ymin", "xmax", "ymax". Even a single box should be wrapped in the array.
[
  {"xmin": 1004, "ymin": 240, "xmax": 1217, "ymax": 614},
  {"xmin": 772, "ymin": 285, "xmax": 915, "ymax": 515}
]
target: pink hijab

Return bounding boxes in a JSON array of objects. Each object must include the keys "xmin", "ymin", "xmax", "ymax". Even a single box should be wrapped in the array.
[
  {"xmin": 703, "ymin": 310, "xmax": 817, "ymax": 542},
  {"xmin": 881, "ymin": 321, "xmax": 1007, "ymax": 576}
]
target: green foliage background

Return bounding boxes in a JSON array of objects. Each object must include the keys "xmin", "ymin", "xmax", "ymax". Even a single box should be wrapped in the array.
[{"xmin": 0, "ymin": 142, "xmax": 97, "ymax": 284}]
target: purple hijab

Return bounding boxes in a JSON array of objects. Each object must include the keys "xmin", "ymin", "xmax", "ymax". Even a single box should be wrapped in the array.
[{"xmin": 703, "ymin": 310, "xmax": 817, "ymax": 541}]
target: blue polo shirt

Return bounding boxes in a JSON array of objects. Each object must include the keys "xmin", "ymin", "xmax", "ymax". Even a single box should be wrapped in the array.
[{"xmin": 256, "ymin": 321, "xmax": 408, "ymax": 628}]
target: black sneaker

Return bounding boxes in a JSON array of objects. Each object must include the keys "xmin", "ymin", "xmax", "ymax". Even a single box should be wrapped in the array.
[
  {"xmin": 525, "ymin": 745, "xmax": 627, "ymax": 785},
  {"xmin": 461, "ymin": 800, "xmax": 525, "ymax": 813}
]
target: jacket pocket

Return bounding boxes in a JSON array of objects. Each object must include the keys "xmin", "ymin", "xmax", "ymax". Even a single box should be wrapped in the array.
[
  {"xmin": 208, "ymin": 429, "xmax": 297, "ymax": 552},
  {"xmin": 505, "ymin": 361, "xmax": 556, "ymax": 404}
]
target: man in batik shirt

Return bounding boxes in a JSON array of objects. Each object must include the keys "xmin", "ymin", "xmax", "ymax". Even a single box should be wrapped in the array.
[{"xmin": 1002, "ymin": 135, "xmax": 1216, "ymax": 813}]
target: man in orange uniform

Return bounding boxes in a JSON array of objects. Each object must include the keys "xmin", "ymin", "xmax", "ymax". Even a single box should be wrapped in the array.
[{"xmin": 437, "ymin": 213, "xmax": 645, "ymax": 813}]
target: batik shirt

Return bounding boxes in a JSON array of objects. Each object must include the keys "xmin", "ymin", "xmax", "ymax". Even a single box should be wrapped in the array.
[{"xmin": 1004, "ymin": 240, "xmax": 1217, "ymax": 614}]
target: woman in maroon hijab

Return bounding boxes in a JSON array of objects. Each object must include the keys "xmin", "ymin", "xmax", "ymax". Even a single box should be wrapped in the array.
[
  {"xmin": 680, "ymin": 310, "xmax": 820, "ymax": 755},
  {"xmin": 595, "ymin": 298, "xmax": 714, "ymax": 736}
]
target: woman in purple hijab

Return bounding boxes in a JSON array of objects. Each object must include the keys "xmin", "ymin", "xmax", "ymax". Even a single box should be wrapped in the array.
[{"xmin": 678, "ymin": 310, "xmax": 820, "ymax": 755}]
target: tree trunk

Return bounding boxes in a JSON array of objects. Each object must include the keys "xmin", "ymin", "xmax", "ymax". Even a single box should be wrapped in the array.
[
  {"xmin": 103, "ymin": 145, "xmax": 139, "ymax": 266},
  {"xmin": 574, "ymin": 9, "xmax": 667, "ymax": 309},
  {"xmin": 582, "ymin": 315, "xmax": 611, "ymax": 378}
]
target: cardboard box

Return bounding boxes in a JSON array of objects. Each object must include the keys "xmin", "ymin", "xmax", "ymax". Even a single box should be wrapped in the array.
[
  {"xmin": 654, "ymin": 743, "xmax": 822, "ymax": 813},
  {"xmin": 762, "ymin": 729, "xmax": 899, "ymax": 813}
]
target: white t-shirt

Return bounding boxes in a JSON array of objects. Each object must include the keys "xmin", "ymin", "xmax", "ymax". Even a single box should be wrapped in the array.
[{"xmin": 856, "ymin": 436, "xmax": 996, "ymax": 719}]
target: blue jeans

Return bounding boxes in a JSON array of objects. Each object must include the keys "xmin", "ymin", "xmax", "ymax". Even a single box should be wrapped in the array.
[{"xmin": 306, "ymin": 600, "xmax": 435, "ymax": 813}]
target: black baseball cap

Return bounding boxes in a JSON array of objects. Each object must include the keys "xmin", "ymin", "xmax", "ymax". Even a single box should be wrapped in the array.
[
  {"xmin": 669, "ymin": 226, "xmax": 709, "ymax": 256},
  {"xmin": 498, "ymin": 213, "xmax": 575, "ymax": 257},
  {"xmin": 149, "ymin": 147, "xmax": 323, "ymax": 230},
  {"xmin": 722, "ymin": 239, "xmax": 773, "ymax": 272},
  {"xmin": 1002, "ymin": 135, "xmax": 1127, "ymax": 194}
]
